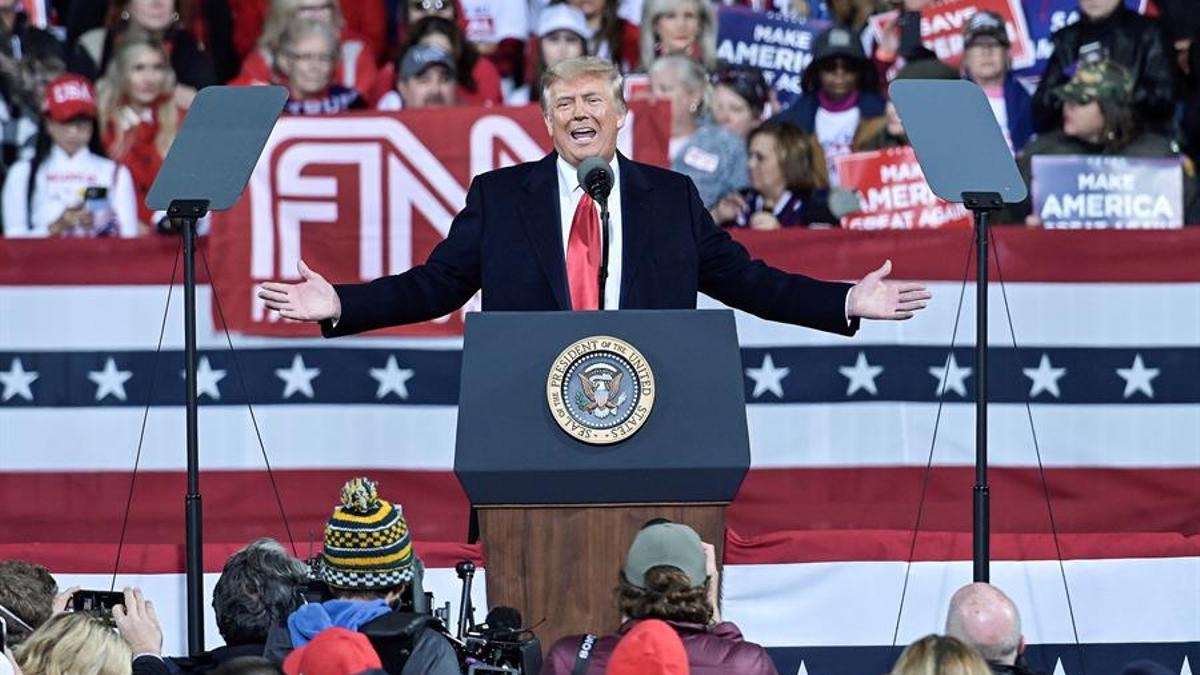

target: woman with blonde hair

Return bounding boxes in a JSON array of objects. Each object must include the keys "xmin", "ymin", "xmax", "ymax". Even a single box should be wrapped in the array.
[
  {"xmin": 96, "ymin": 33, "xmax": 184, "ymax": 233},
  {"xmin": 15, "ymin": 612, "xmax": 132, "ymax": 675},
  {"xmin": 640, "ymin": 0, "xmax": 716, "ymax": 71},
  {"xmin": 891, "ymin": 635, "xmax": 994, "ymax": 675},
  {"xmin": 232, "ymin": 0, "xmax": 377, "ymax": 97}
]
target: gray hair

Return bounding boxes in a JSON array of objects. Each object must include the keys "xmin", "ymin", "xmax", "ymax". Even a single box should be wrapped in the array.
[
  {"xmin": 275, "ymin": 16, "xmax": 338, "ymax": 63},
  {"xmin": 648, "ymin": 54, "xmax": 711, "ymax": 118},
  {"xmin": 944, "ymin": 583, "xmax": 1022, "ymax": 665},
  {"xmin": 540, "ymin": 56, "xmax": 627, "ymax": 116},
  {"xmin": 640, "ymin": 0, "xmax": 717, "ymax": 71},
  {"xmin": 212, "ymin": 538, "xmax": 310, "ymax": 646}
]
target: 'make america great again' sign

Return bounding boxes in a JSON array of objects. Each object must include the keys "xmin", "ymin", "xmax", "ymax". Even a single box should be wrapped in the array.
[{"xmin": 1031, "ymin": 155, "xmax": 1183, "ymax": 229}]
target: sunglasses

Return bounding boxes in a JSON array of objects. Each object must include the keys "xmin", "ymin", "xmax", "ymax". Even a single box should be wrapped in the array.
[
  {"xmin": 713, "ymin": 66, "xmax": 768, "ymax": 103},
  {"xmin": 411, "ymin": 0, "xmax": 451, "ymax": 11}
]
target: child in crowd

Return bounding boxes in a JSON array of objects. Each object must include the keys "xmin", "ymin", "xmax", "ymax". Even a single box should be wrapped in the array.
[{"xmin": 2, "ymin": 73, "xmax": 136, "ymax": 238}]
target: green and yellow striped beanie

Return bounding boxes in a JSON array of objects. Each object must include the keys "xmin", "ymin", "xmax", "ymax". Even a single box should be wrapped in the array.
[{"xmin": 320, "ymin": 477, "xmax": 414, "ymax": 590}]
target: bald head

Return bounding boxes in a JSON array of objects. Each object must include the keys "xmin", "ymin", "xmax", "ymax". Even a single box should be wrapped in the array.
[{"xmin": 944, "ymin": 583, "xmax": 1022, "ymax": 665}]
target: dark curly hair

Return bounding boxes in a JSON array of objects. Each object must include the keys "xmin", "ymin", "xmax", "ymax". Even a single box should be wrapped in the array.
[
  {"xmin": 212, "ymin": 539, "xmax": 308, "ymax": 646},
  {"xmin": 616, "ymin": 565, "xmax": 712, "ymax": 625}
]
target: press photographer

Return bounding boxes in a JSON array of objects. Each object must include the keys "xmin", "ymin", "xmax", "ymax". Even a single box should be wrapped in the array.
[{"xmin": 269, "ymin": 477, "xmax": 459, "ymax": 675}]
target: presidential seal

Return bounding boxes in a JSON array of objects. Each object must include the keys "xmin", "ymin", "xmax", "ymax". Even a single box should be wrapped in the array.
[{"xmin": 546, "ymin": 335, "xmax": 655, "ymax": 445}]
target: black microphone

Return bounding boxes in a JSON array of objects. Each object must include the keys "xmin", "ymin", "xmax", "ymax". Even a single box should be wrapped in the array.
[
  {"xmin": 575, "ymin": 156, "xmax": 614, "ymax": 309},
  {"xmin": 576, "ymin": 156, "xmax": 614, "ymax": 204}
]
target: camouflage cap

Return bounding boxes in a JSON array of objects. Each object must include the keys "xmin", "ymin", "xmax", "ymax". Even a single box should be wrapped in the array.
[{"xmin": 1054, "ymin": 59, "xmax": 1133, "ymax": 105}]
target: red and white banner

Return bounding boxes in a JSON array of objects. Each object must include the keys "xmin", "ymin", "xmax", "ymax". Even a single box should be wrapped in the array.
[
  {"xmin": 835, "ymin": 147, "xmax": 973, "ymax": 230},
  {"xmin": 207, "ymin": 103, "xmax": 670, "ymax": 338},
  {"xmin": 870, "ymin": 0, "xmax": 1036, "ymax": 70}
]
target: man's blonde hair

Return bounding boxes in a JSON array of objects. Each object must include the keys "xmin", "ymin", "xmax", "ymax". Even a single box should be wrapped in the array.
[
  {"xmin": 16, "ymin": 612, "xmax": 133, "ymax": 675},
  {"xmin": 540, "ymin": 56, "xmax": 627, "ymax": 116}
]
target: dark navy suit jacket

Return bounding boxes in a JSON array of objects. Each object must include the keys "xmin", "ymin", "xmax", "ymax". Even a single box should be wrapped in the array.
[{"xmin": 323, "ymin": 152, "xmax": 858, "ymax": 337}]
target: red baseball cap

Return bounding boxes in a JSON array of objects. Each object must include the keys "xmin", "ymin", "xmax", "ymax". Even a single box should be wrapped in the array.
[
  {"xmin": 43, "ymin": 73, "xmax": 97, "ymax": 122},
  {"xmin": 283, "ymin": 627, "xmax": 383, "ymax": 675}
]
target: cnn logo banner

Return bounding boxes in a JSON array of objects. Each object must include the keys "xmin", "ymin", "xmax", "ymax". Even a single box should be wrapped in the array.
[{"xmin": 208, "ymin": 102, "xmax": 670, "ymax": 337}]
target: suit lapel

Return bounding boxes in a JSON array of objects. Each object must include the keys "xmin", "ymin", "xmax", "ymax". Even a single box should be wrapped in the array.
[
  {"xmin": 518, "ymin": 152, "xmax": 570, "ymax": 310},
  {"xmin": 618, "ymin": 152, "xmax": 655, "ymax": 306}
]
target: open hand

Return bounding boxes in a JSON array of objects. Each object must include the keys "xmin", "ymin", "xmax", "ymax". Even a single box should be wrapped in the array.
[
  {"xmin": 113, "ymin": 587, "xmax": 163, "ymax": 656},
  {"xmin": 848, "ymin": 259, "xmax": 931, "ymax": 320},
  {"xmin": 258, "ymin": 260, "xmax": 341, "ymax": 322}
]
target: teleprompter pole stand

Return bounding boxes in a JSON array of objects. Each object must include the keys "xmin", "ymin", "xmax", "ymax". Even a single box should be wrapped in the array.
[
  {"xmin": 145, "ymin": 85, "xmax": 287, "ymax": 655},
  {"xmin": 963, "ymin": 191, "xmax": 1003, "ymax": 583},
  {"xmin": 169, "ymin": 198, "xmax": 211, "ymax": 655}
]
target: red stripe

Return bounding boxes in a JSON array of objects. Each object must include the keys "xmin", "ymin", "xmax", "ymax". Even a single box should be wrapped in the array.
[
  {"xmin": 728, "ymin": 467, "xmax": 1200, "ymax": 538},
  {"xmin": 724, "ymin": 529, "xmax": 1200, "ymax": 564},
  {"xmin": 3, "ymin": 230, "xmax": 1200, "ymax": 286},
  {"xmin": 3, "ymin": 541, "xmax": 484, "ymax": 575},
  {"xmin": 2, "ymin": 468, "xmax": 1196, "ymax": 555},
  {"xmin": 5, "ymin": 531, "xmax": 1197, "ymax": 574},
  {"xmin": 0, "ymin": 470, "xmax": 471, "ymax": 546}
]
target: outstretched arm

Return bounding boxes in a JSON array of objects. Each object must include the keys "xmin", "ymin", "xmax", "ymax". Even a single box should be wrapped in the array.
[{"xmin": 258, "ymin": 177, "xmax": 486, "ymax": 336}]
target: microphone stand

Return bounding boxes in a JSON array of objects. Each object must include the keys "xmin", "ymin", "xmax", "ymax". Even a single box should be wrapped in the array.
[{"xmin": 597, "ymin": 199, "xmax": 611, "ymax": 310}]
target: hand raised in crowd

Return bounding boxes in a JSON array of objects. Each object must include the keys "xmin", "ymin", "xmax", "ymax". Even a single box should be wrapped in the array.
[
  {"xmin": 258, "ymin": 260, "xmax": 342, "ymax": 323},
  {"xmin": 710, "ymin": 192, "xmax": 747, "ymax": 224},
  {"xmin": 748, "ymin": 212, "xmax": 782, "ymax": 231},
  {"xmin": 51, "ymin": 585, "xmax": 80, "ymax": 615},
  {"xmin": 112, "ymin": 587, "xmax": 163, "ymax": 657},
  {"xmin": 48, "ymin": 206, "xmax": 93, "ymax": 237},
  {"xmin": 847, "ymin": 259, "xmax": 932, "ymax": 320}
]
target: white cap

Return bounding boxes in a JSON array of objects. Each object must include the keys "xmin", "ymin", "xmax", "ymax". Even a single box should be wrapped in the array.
[{"xmin": 537, "ymin": 4, "xmax": 592, "ymax": 41}]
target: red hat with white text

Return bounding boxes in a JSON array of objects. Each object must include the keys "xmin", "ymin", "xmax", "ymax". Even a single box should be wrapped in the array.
[{"xmin": 43, "ymin": 73, "xmax": 97, "ymax": 122}]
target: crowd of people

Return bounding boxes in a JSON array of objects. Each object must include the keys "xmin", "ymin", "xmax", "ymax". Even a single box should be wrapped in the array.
[
  {"xmin": 0, "ymin": 477, "xmax": 1179, "ymax": 675},
  {"xmin": 0, "ymin": 0, "xmax": 1198, "ymax": 237}
]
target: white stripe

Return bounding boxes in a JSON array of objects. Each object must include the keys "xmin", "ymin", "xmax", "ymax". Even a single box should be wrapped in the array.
[
  {"xmin": 747, "ymin": 403, "xmax": 1200, "ymax": 468},
  {"xmin": 5, "ymin": 403, "xmax": 1196, "ymax": 471},
  {"xmin": 3, "ymin": 283, "xmax": 1199, "ymax": 350},
  {"xmin": 55, "ymin": 567, "xmax": 488, "ymax": 656},
  {"xmin": 701, "ymin": 282, "xmax": 1200, "ymax": 347},
  {"xmin": 722, "ymin": 557, "xmax": 1200, "ymax": 647},
  {"xmin": 1, "ymin": 406, "xmax": 459, "ymax": 471},
  {"xmin": 0, "ymin": 286, "xmax": 464, "ymax": 351}
]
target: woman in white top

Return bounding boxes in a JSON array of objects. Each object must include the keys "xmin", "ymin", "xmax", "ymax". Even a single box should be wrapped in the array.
[{"xmin": 2, "ymin": 73, "xmax": 137, "ymax": 238}]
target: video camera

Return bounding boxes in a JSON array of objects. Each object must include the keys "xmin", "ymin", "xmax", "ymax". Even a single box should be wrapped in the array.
[{"xmin": 300, "ymin": 556, "xmax": 541, "ymax": 674}]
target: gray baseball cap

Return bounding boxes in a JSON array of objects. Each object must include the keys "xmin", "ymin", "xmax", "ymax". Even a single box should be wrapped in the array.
[
  {"xmin": 400, "ymin": 45, "xmax": 456, "ymax": 80},
  {"xmin": 623, "ymin": 522, "xmax": 708, "ymax": 589}
]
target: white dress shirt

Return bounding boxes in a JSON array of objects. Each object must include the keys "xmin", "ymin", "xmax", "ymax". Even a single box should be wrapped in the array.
[
  {"xmin": 556, "ymin": 154, "xmax": 623, "ymax": 310},
  {"xmin": 2, "ymin": 145, "xmax": 138, "ymax": 238}
]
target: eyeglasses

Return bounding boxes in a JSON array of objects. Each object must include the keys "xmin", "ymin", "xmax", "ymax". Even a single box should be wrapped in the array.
[
  {"xmin": 284, "ymin": 50, "xmax": 336, "ymax": 65},
  {"xmin": 296, "ymin": 2, "xmax": 334, "ymax": 13}
]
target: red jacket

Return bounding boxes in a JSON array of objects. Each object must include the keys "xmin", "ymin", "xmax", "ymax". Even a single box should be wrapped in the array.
[{"xmin": 543, "ymin": 620, "xmax": 779, "ymax": 675}]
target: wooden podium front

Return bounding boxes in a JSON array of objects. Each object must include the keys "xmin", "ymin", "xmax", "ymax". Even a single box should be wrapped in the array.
[
  {"xmin": 454, "ymin": 311, "xmax": 751, "ymax": 653},
  {"xmin": 477, "ymin": 504, "xmax": 726, "ymax": 652}
]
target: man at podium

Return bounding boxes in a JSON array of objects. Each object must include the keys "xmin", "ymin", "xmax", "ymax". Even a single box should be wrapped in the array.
[{"xmin": 258, "ymin": 57, "xmax": 930, "ymax": 333}]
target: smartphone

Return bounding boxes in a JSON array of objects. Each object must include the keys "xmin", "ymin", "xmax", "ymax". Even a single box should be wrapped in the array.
[
  {"xmin": 71, "ymin": 590, "xmax": 125, "ymax": 615},
  {"xmin": 83, "ymin": 186, "xmax": 117, "ymax": 236}
]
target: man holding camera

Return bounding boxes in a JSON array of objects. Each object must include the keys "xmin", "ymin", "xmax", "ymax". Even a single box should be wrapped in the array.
[{"xmin": 277, "ymin": 477, "xmax": 459, "ymax": 675}]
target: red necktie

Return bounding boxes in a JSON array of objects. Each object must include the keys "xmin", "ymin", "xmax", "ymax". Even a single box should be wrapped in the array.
[{"xmin": 567, "ymin": 191, "xmax": 601, "ymax": 311}]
